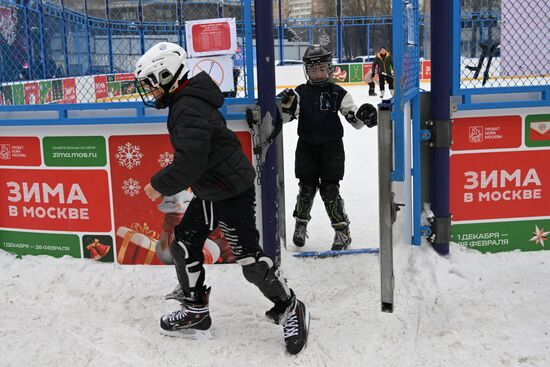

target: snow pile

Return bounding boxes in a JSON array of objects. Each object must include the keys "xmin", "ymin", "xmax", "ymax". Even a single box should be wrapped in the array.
[{"xmin": 1, "ymin": 86, "xmax": 549, "ymax": 366}]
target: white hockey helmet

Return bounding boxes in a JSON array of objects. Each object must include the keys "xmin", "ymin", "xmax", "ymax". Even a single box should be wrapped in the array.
[{"xmin": 134, "ymin": 42, "xmax": 189, "ymax": 108}]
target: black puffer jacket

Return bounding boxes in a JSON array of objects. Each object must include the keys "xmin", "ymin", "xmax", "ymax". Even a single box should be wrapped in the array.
[{"xmin": 151, "ymin": 71, "xmax": 256, "ymax": 201}]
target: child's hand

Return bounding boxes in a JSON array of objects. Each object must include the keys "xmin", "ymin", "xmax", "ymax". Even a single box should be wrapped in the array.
[
  {"xmin": 357, "ymin": 103, "xmax": 378, "ymax": 128},
  {"xmin": 278, "ymin": 88, "xmax": 298, "ymax": 115},
  {"xmin": 144, "ymin": 183, "xmax": 162, "ymax": 201}
]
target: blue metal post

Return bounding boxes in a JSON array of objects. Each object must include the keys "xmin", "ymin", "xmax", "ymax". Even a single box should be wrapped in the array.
[
  {"xmin": 243, "ymin": 0, "xmax": 254, "ymax": 99},
  {"xmin": 176, "ymin": 0, "xmax": 184, "ymax": 47},
  {"xmin": 277, "ymin": 0, "xmax": 284, "ymax": 64},
  {"xmin": 430, "ymin": 0, "xmax": 451, "ymax": 255},
  {"xmin": 138, "ymin": 0, "xmax": 145, "ymax": 54},
  {"xmin": 366, "ymin": 24, "xmax": 370, "ymax": 56},
  {"xmin": 60, "ymin": 0, "xmax": 70, "ymax": 76},
  {"xmin": 336, "ymin": 0, "xmax": 342, "ymax": 61},
  {"xmin": 84, "ymin": 0, "xmax": 93, "ymax": 74},
  {"xmin": 38, "ymin": 0, "xmax": 47, "ymax": 78},
  {"xmin": 23, "ymin": 2, "xmax": 33, "ymax": 80},
  {"xmin": 254, "ymin": 0, "xmax": 280, "ymax": 264},
  {"xmin": 105, "ymin": 0, "xmax": 114, "ymax": 73}
]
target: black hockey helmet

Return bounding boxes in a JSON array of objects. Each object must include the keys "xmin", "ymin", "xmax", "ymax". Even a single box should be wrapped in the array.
[{"xmin": 302, "ymin": 44, "xmax": 333, "ymax": 86}]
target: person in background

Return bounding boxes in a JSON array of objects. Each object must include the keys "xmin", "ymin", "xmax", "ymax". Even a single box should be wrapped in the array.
[
  {"xmin": 134, "ymin": 42, "xmax": 309, "ymax": 354},
  {"xmin": 278, "ymin": 44, "xmax": 378, "ymax": 251},
  {"xmin": 370, "ymin": 46, "xmax": 394, "ymax": 98}
]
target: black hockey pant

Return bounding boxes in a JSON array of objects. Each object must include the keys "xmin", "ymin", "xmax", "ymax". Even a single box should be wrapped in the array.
[
  {"xmin": 172, "ymin": 186, "xmax": 291, "ymax": 305},
  {"xmin": 293, "ymin": 139, "xmax": 349, "ymax": 227}
]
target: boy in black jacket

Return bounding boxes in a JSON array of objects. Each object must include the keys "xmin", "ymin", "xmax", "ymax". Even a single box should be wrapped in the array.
[
  {"xmin": 279, "ymin": 44, "xmax": 377, "ymax": 251},
  {"xmin": 134, "ymin": 42, "xmax": 309, "ymax": 354}
]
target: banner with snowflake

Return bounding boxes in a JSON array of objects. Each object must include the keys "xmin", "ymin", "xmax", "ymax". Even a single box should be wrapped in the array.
[
  {"xmin": 0, "ymin": 128, "xmax": 251, "ymax": 263},
  {"xmin": 452, "ymin": 219, "xmax": 550, "ymax": 253},
  {"xmin": 108, "ymin": 134, "xmax": 240, "ymax": 265},
  {"xmin": 450, "ymin": 109, "xmax": 550, "ymax": 252}
]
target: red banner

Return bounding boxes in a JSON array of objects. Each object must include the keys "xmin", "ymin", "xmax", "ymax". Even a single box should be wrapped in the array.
[
  {"xmin": 63, "ymin": 78, "xmax": 77, "ymax": 104},
  {"xmin": 191, "ymin": 22, "xmax": 231, "ymax": 53},
  {"xmin": 0, "ymin": 169, "xmax": 112, "ymax": 231},
  {"xmin": 450, "ymin": 150, "xmax": 550, "ymax": 221},
  {"xmin": 422, "ymin": 60, "xmax": 431, "ymax": 80},
  {"xmin": 0, "ymin": 137, "xmax": 41, "ymax": 166},
  {"xmin": 452, "ymin": 115, "xmax": 522, "ymax": 151},
  {"xmin": 24, "ymin": 82, "xmax": 39, "ymax": 105},
  {"xmin": 94, "ymin": 75, "xmax": 107, "ymax": 100}
]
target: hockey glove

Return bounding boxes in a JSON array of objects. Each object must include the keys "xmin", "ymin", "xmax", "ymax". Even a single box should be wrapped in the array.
[
  {"xmin": 277, "ymin": 88, "xmax": 298, "ymax": 115},
  {"xmin": 357, "ymin": 103, "xmax": 377, "ymax": 128}
]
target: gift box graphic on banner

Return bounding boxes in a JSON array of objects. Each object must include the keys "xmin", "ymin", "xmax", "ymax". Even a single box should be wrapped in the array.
[{"xmin": 116, "ymin": 222, "xmax": 159, "ymax": 264}]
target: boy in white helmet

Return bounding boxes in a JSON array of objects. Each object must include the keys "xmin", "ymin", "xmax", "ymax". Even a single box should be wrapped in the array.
[{"xmin": 134, "ymin": 42, "xmax": 309, "ymax": 354}]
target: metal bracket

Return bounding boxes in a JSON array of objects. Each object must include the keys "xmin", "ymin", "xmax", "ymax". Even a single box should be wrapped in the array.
[
  {"xmin": 390, "ymin": 192, "xmax": 405, "ymax": 224},
  {"xmin": 420, "ymin": 226, "xmax": 432, "ymax": 238},
  {"xmin": 427, "ymin": 216, "xmax": 451, "ymax": 245},
  {"xmin": 425, "ymin": 119, "xmax": 452, "ymax": 148},
  {"xmin": 246, "ymin": 105, "xmax": 261, "ymax": 129},
  {"xmin": 450, "ymin": 95, "xmax": 461, "ymax": 114}
]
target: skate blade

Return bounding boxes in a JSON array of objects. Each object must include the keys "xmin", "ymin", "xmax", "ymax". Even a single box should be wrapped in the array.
[{"xmin": 160, "ymin": 328, "xmax": 213, "ymax": 340}]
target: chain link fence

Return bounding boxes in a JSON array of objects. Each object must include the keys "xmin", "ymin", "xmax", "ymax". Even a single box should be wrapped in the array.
[
  {"xmin": 0, "ymin": 0, "xmax": 250, "ymax": 105},
  {"xmin": 399, "ymin": 0, "xmax": 419, "ymax": 97},
  {"xmin": 459, "ymin": 0, "xmax": 550, "ymax": 89}
]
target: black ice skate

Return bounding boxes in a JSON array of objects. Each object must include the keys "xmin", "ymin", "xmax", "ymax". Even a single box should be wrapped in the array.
[
  {"xmin": 293, "ymin": 218, "xmax": 309, "ymax": 247},
  {"xmin": 331, "ymin": 224, "xmax": 351, "ymax": 250},
  {"xmin": 265, "ymin": 291, "xmax": 310, "ymax": 354},
  {"xmin": 283, "ymin": 298, "xmax": 310, "ymax": 354},
  {"xmin": 160, "ymin": 287, "xmax": 212, "ymax": 339}
]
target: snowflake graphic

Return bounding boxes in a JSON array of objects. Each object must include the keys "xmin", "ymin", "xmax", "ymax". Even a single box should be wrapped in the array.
[
  {"xmin": 122, "ymin": 178, "xmax": 141, "ymax": 197},
  {"xmin": 529, "ymin": 225, "xmax": 550, "ymax": 247},
  {"xmin": 158, "ymin": 152, "xmax": 174, "ymax": 168},
  {"xmin": 115, "ymin": 142, "xmax": 143, "ymax": 169}
]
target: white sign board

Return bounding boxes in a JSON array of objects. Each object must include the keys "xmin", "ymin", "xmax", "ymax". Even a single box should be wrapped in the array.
[
  {"xmin": 185, "ymin": 18, "xmax": 237, "ymax": 58},
  {"xmin": 188, "ymin": 56, "xmax": 235, "ymax": 92}
]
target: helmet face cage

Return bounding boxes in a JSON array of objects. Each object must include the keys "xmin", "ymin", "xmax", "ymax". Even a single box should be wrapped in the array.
[
  {"xmin": 304, "ymin": 61, "xmax": 334, "ymax": 86},
  {"xmin": 134, "ymin": 77, "xmax": 159, "ymax": 108},
  {"xmin": 302, "ymin": 45, "xmax": 334, "ymax": 86}
]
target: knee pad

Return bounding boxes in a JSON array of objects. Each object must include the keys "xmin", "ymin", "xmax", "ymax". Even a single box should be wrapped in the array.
[
  {"xmin": 239, "ymin": 255, "xmax": 291, "ymax": 304},
  {"xmin": 239, "ymin": 256, "xmax": 274, "ymax": 285},
  {"xmin": 320, "ymin": 182, "xmax": 340, "ymax": 202},
  {"xmin": 298, "ymin": 181, "xmax": 318, "ymax": 199}
]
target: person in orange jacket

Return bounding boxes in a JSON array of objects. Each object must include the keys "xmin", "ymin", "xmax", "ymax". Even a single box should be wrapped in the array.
[{"xmin": 370, "ymin": 47, "xmax": 394, "ymax": 98}]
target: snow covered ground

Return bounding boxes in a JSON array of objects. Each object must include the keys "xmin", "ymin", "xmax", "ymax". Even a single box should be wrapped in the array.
[{"xmin": 1, "ymin": 85, "xmax": 550, "ymax": 367}]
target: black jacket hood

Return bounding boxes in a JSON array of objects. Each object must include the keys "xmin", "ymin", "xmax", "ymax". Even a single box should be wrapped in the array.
[{"xmin": 169, "ymin": 71, "xmax": 225, "ymax": 109}]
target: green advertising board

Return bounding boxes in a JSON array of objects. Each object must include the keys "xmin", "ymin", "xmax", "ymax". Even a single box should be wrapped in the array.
[
  {"xmin": 39, "ymin": 80, "xmax": 52, "ymax": 104},
  {"xmin": 452, "ymin": 219, "xmax": 550, "ymax": 253},
  {"xmin": 0, "ymin": 230, "xmax": 81, "ymax": 258},
  {"xmin": 348, "ymin": 64, "xmax": 364, "ymax": 82},
  {"xmin": 12, "ymin": 83, "xmax": 24, "ymax": 105},
  {"xmin": 43, "ymin": 136, "xmax": 107, "ymax": 166},
  {"xmin": 525, "ymin": 114, "xmax": 550, "ymax": 147}
]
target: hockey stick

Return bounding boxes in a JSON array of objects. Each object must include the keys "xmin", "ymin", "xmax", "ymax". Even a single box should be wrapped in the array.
[{"xmin": 293, "ymin": 247, "xmax": 379, "ymax": 258}]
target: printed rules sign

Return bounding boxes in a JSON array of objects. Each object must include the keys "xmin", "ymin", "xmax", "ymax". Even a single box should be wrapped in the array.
[{"xmin": 450, "ymin": 150, "xmax": 550, "ymax": 221}]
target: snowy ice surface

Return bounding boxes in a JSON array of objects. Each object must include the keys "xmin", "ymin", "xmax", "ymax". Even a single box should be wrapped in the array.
[{"xmin": 1, "ymin": 85, "xmax": 550, "ymax": 367}]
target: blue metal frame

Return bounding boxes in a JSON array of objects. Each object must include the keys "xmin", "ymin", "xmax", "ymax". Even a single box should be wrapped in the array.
[
  {"xmin": 451, "ymin": 0, "xmax": 550, "ymax": 110},
  {"xmin": 0, "ymin": 98, "xmax": 251, "ymax": 126},
  {"xmin": 392, "ymin": 0, "xmax": 422, "ymax": 245}
]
